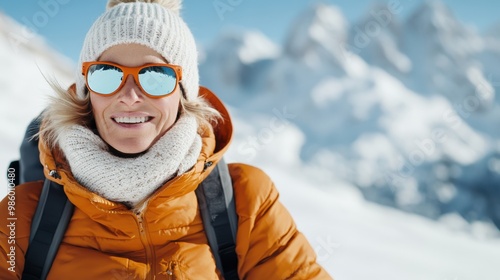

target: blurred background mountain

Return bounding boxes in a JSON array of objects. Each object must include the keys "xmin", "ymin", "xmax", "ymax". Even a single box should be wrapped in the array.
[{"xmin": 198, "ymin": 1, "xmax": 500, "ymax": 230}]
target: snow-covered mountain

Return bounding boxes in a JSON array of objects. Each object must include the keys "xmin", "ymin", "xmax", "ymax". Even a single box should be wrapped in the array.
[
  {"xmin": 199, "ymin": 0, "xmax": 500, "ymax": 230},
  {"xmin": 350, "ymin": 2, "xmax": 411, "ymax": 76},
  {"xmin": 2, "ymin": 7, "xmax": 500, "ymax": 280},
  {"xmin": 199, "ymin": 29, "xmax": 280, "ymax": 105},
  {"xmin": 402, "ymin": 1, "xmax": 493, "ymax": 110},
  {"xmin": 283, "ymin": 3, "xmax": 349, "ymax": 74}
]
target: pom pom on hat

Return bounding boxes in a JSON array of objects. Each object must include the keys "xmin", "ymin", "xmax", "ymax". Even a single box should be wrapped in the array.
[
  {"xmin": 77, "ymin": 0, "xmax": 198, "ymax": 100},
  {"xmin": 106, "ymin": 0, "xmax": 182, "ymax": 16}
]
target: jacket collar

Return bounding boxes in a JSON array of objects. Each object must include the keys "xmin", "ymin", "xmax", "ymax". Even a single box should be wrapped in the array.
[{"xmin": 39, "ymin": 86, "xmax": 233, "ymax": 213}]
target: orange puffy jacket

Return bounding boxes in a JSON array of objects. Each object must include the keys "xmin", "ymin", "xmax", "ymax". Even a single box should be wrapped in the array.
[{"xmin": 0, "ymin": 87, "xmax": 332, "ymax": 279}]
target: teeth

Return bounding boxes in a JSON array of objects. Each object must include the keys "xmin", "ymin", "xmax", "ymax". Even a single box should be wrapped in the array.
[{"xmin": 114, "ymin": 116, "xmax": 149, "ymax": 124}]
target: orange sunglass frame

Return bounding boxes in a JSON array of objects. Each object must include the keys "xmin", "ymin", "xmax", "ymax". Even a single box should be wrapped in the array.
[{"xmin": 82, "ymin": 61, "xmax": 183, "ymax": 99}]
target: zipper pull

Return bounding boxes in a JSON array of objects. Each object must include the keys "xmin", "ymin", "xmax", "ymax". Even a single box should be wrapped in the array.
[
  {"xmin": 136, "ymin": 213, "xmax": 145, "ymax": 233},
  {"xmin": 48, "ymin": 169, "xmax": 61, "ymax": 179},
  {"xmin": 203, "ymin": 161, "xmax": 213, "ymax": 171},
  {"xmin": 166, "ymin": 262, "xmax": 177, "ymax": 280}
]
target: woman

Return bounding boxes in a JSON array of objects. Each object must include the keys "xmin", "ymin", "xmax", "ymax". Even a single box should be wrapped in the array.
[{"xmin": 0, "ymin": 0, "xmax": 332, "ymax": 279}]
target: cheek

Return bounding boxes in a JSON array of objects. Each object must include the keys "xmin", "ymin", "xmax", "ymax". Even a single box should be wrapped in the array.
[
  {"xmin": 90, "ymin": 94, "xmax": 109, "ymax": 124},
  {"xmin": 157, "ymin": 92, "xmax": 181, "ymax": 120}
]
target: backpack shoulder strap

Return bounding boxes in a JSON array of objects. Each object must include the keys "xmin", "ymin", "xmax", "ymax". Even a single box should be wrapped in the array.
[
  {"xmin": 22, "ymin": 179, "xmax": 74, "ymax": 280},
  {"xmin": 19, "ymin": 115, "xmax": 44, "ymax": 184},
  {"xmin": 195, "ymin": 158, "xmax": 239, "ymax": 280}
]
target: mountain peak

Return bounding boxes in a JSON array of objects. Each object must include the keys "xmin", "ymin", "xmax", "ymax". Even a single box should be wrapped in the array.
[
  {"xmin": 210, "ymin": 29, "xmax": 280, "ymax": 64},
  {"xmin": 406, "ymin": 0, "xmax": 461, "ymax": 33},
  {"xmin": 283, "ymin": 3, "xmax": 349, "ymax": 70},
  {"xmin": 420, "ymin": 0, "xmax": 450, "ymax": 12},
  {"xmin": 351, "ymin": 1, "xmax": 410, "ymax": 74}
]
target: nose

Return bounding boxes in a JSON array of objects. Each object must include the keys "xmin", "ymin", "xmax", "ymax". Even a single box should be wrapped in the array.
[{"xmin": 117, "ymin": 75, "xmax": 143, "ymax": 105}]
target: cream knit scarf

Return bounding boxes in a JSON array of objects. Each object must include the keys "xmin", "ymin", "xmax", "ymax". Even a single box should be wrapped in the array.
[{"xmin": 59, "ymin": 114, "xmax": 201, "ymax": 207}]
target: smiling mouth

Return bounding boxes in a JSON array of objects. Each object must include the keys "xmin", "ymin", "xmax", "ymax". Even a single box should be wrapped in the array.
[{"xmin": 113, "ymin": 116, "xmax": 153, "ymax": 124}]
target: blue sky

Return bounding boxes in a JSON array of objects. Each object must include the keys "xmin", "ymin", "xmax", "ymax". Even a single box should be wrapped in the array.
[{"xmin": 1, "ymin": 0, "xmax": 499, "ymax": 62}]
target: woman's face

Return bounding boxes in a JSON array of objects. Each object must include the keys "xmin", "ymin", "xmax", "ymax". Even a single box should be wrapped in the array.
[{"xmin": 90, "ymin": 43, "xmax": 181, "ymax": 154}]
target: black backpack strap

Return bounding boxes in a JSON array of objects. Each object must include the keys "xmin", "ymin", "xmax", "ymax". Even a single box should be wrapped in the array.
[
  {"xmin": 195, "ymin": 159, "xmax": 239, "ymax": 280},
  {"xmin": 22, "ymin": 179, "xmax": 74, "ymax": 280},
  {"xmin": 19, "ymin": 115, "xmax": 45, "ymax": 184}
]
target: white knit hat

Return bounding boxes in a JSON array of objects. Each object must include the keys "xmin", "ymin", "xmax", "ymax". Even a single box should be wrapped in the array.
[{"xmin": 76, "ymin": 0, "xmax": 199, "ymax": 100}]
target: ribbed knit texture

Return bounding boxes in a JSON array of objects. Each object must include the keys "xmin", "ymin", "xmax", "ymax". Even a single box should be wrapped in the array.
[
  {"xmin": 59, "ymin": 114, "xmax": 201, "ymax": 207},
  {"xmin": 76, "ymin": 1, "xmax": 199, "ymax": 100}
]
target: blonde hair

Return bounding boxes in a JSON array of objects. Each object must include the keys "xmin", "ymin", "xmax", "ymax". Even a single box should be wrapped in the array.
[
  {"xmin": 180, "ymin": 91, "xmax": 222, "ymax": 135},
  {"xmin": 39, "ymin": 81, "xmax": 93, "ymax": 149},
  {"xmin": 39, "ymin": 82, "xmax": 221, "ymax": 149}
]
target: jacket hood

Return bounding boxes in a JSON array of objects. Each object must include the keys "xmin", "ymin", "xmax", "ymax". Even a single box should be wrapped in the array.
[{"xmin": 39, "ymin": 86, "xmax": 233, "ymax": 213}]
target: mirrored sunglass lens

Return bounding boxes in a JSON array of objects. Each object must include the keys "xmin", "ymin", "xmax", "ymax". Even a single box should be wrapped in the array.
[
  {"xmin": 139, "ymin": 66, "xmax": 177, "ymax": 96},
  {"xmin": 87, "ymin": 64, "xmax": 123, "ymax": 94}
]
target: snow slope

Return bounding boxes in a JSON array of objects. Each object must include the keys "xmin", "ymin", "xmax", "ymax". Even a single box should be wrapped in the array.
[
  {"xmin": 1, "ymin": 7, "xmax": 500, "ymax": 280},
  {"xmin": 0, "ymin": 11, "xmax": 73, "ymax": 188},
  {"xmin": 224, "ymin": 109, "xmax": 500, "ymax": 279}
]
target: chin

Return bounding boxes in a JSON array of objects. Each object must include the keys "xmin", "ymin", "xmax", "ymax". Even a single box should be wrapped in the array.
[{"xmin": 108, "ymin": 141, "xmax": 152, "ymax": 157}]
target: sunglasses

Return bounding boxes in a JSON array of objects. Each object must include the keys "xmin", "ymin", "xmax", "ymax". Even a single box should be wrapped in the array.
[{"xmin": 82, "ymin": 61, "xmax": 182, "ymax": 98}]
